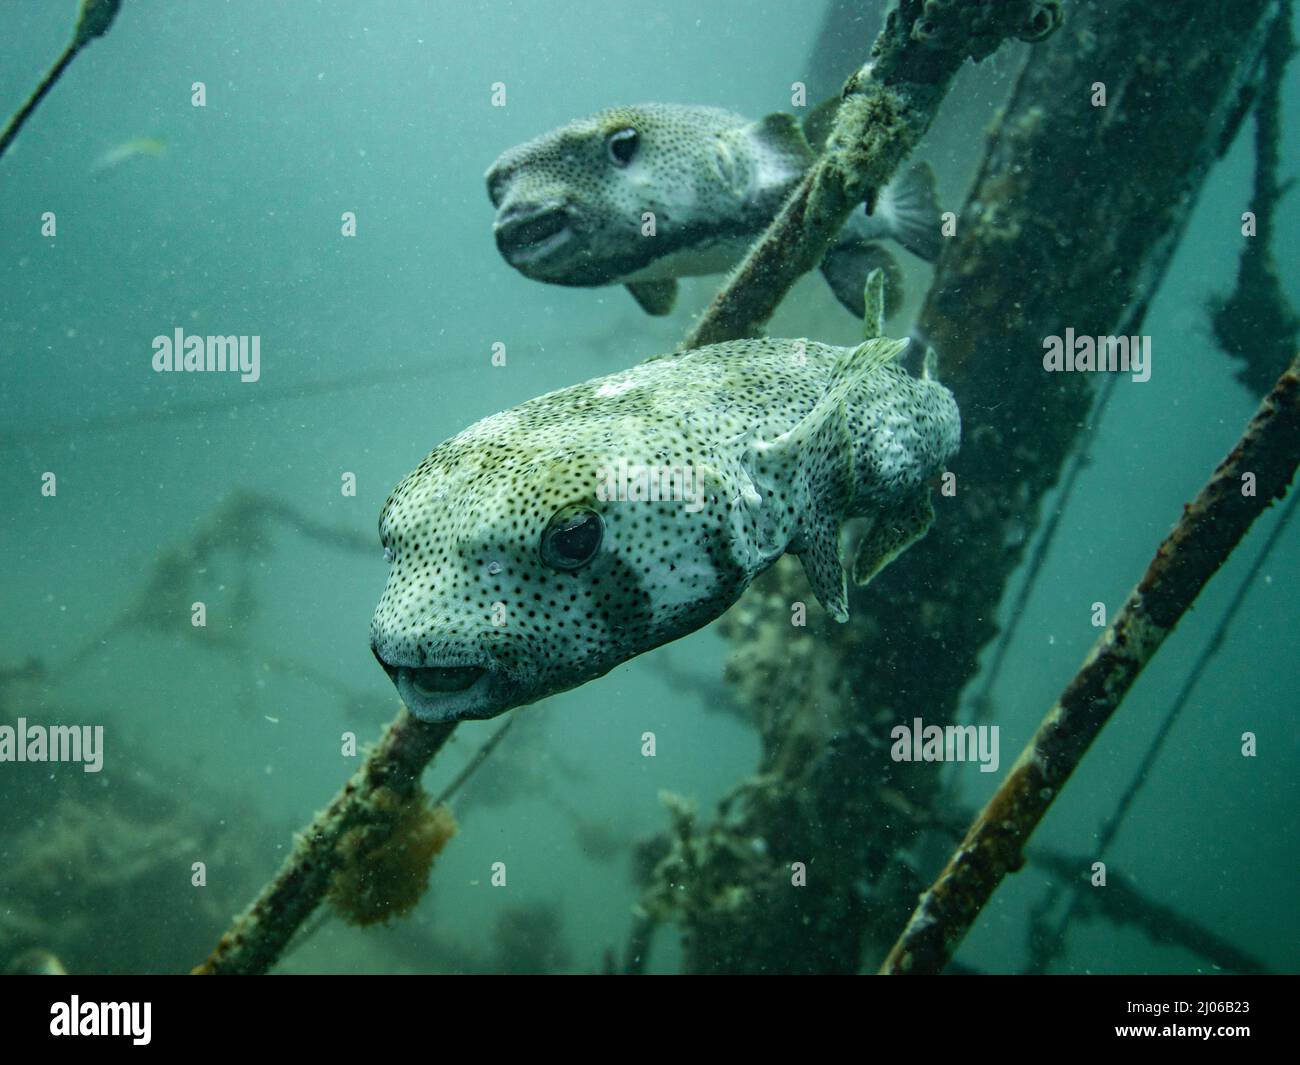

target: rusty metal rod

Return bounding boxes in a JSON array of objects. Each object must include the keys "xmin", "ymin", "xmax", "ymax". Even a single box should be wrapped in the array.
[{"xmin": 194, "ymin": 711, "xmax": 456, "ymax": 975}]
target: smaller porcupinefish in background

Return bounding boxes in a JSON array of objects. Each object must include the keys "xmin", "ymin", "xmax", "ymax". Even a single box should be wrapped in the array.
[
  {"xmin": 485, "ymin": 102, "xmax": 941, "ymax": 317},
  {"xmin": 370, "ymin": 287, "xmax": 959, "ymax": 723}
]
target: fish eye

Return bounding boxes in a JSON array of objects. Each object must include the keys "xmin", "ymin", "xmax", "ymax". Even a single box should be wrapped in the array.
[
  {"xmin": 605, "ymin": 128, "xmax": 639, "ymax": 168},
  {"xmin": 540, "ymin": 506, "xmax": 604, "ymax": 570}
]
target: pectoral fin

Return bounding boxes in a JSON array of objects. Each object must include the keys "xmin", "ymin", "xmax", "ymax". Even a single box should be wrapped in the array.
[
  {"xmin": 744, "ymin": 335, "xmax": 904, "ymax": 517},
  {"xmin": 626, "ymin": 280, "xmax": 678, "ymax": 316},
  {"xmin": 794, "ymin": 335, "xmax": 909, "ymax": 452}
]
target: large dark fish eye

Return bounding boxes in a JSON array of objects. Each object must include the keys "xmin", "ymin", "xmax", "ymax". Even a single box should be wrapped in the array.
[
  {"xmin": 540, "ymin": 506, "xmax": 604, "ymax": 570},
  {"xmin": 605, "ymin": 127, "xmax": 639, "ymax": 167}
]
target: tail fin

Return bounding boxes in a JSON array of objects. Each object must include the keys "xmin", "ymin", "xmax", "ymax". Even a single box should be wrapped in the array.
[{"xmin": 871, "ymin": 161, "xmax": 942, "ymax": 262}]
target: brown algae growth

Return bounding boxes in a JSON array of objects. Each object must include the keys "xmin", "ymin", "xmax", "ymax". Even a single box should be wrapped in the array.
[{"xmin": 327, "ymin": 788, "xmax": 458, "ymax": 927}]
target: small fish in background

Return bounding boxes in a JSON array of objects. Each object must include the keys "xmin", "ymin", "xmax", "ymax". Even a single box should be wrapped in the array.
[
  {"xmin": 89, "ymin": 135, "xmax": 165, "ymax": 178},
  {"xmin": 369, "ymin": 278, "xmax": 959, "ymax": 724},
  {"xmin": 6, "ymin": 948, "xmax": 68, "ymax": 975},
  {"xmin": 485, "ymin": 102, "xmax": 941, "ymax": 318}
]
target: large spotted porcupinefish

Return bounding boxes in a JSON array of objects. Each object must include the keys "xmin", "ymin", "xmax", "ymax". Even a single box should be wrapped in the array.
[
  {"xmin": 369, "ymin": 321, "xmax": 959, "ymax": 723},
  {"xmin": 485, "ymin": 102, "xmax": 940, "ymax": 318}
]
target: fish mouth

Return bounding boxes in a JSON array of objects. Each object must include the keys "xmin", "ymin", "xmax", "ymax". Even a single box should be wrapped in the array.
[
  {"xmin": 494, "ymin": 204, "xmax": 576, "ymax": 268},
  {"xmin": 407, "ymin": 665, "xmax": 485, "ymax": 695},
  {"xmin": 372, "ymin": 647, "xmax": 504, "ymax": 722}
]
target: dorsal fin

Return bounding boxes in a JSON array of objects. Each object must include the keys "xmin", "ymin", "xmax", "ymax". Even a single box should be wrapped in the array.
[{"xmin": 861, "ymin": 267, "xmax": 887, "ymax": 340}]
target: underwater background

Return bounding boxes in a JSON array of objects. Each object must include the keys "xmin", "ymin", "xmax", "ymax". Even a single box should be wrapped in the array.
[{"xmin": 0, "ymin": 0, "xmax": 1296, "ymax": 975}]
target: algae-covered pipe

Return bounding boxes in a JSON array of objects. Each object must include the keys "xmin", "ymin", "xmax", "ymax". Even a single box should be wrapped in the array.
[
  {"xmin": 0, "ymin": 0, "xmax": 123, "ymax": 162},
  {"xmin": 194, "ymin": 712, "xmax": 457, "ymax": 975},
  {"xmin": 880, "ymin": 353, "xmax": 1300, "ymax": 975}
]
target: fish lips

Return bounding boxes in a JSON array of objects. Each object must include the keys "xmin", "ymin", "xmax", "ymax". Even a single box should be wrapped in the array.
[
  {"xmin": 397, "ymin": 666, "xmax": 501, "ymax": 722},
  {"xmin": 493, "ymin": 202, "xmax": 578, "ymax": 272},
  {"xmin": 371, "ymin": 645, "xmax": 511, "ymax": 722}
]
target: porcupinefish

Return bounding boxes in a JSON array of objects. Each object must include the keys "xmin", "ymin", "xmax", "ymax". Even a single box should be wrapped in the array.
[
  {"xmin": 485, "ymin": 102, "xmax": 941, "ymax": 318},
  {"xmin": 369, "ymin": 322, "xmax": 959, "ymax": 724}
]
